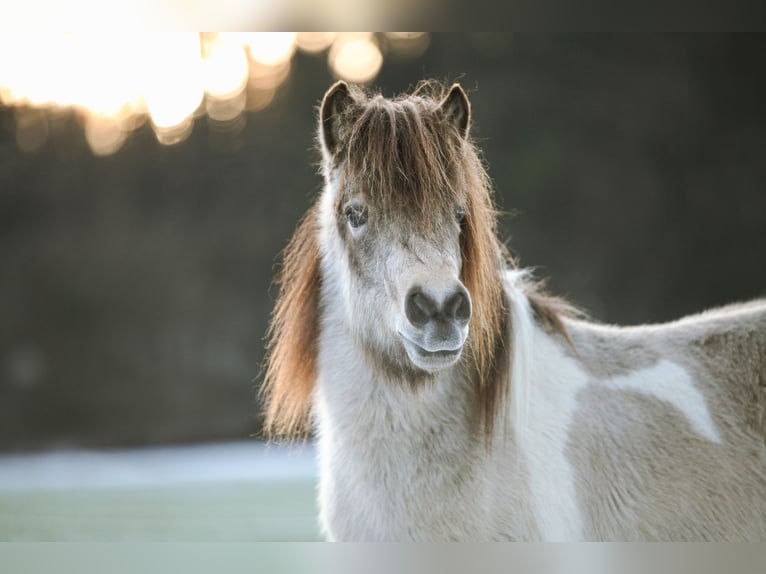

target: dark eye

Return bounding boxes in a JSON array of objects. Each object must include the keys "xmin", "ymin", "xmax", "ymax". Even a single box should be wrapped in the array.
[
  {"xmin": 455, "ymin": 208, "xmax": 465, "ymax": 223},
  {"xmin": 345, "ymin": 205, "xmax": 368, "ymax": 229}
]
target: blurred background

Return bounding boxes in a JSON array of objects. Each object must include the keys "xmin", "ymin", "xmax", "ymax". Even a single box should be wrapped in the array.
[{"xmin": 0, "ymin": 33, "xmax": 764, "ymax": 540}]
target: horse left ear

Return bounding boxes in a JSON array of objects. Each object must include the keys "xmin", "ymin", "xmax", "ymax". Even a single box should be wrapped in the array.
[{"xmin": 440, "ymin": 84, "xmax": 471, "ymax": 139}]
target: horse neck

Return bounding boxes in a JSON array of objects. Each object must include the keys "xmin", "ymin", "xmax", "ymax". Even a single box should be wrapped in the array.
[
  {"xmin": 322, "ymin": 326, "xmax": 470, "ymax": 431},
  {"xmin": 311, "ymin": 268, "xmax": 550, "ymax": 452},
  {"xmin": 313, "ymin": 269, "xmax": 550, "ymax": 539}
]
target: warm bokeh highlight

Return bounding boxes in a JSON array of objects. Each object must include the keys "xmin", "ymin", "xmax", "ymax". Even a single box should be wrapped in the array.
[{"xmin": 0, "ymin": 32, "xmax": 429, "ymax": 155}]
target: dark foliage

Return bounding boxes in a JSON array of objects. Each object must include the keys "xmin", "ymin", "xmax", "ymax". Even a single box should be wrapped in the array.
[{"xmin": 0, "ymin": 34, "xmax": 764, "ymax": 451}]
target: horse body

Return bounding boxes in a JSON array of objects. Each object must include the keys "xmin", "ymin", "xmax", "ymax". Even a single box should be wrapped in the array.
[
  {"xmin": 262, "ymin": 80, "xmax": 766, "ymax": 541},
  {"xmin": 316, "ymin": 268, "xmax": 766, "ymax": 541}
]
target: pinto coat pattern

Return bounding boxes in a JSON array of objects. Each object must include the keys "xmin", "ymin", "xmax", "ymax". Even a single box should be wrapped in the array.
[{"xmin": 262, "ymin": 80, "xmax": 766, "ymax": 541}]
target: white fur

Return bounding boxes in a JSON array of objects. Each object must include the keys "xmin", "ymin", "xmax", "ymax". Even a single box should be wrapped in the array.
[
  {"xmin": 505, "ymin": 270, "xmax": 534, "ymax": 429},
  {"xmin": 602, "ymin": 360, "xmax": 720, "ymax": 443},
  {"xmin": 513, "ymin": 312, "xmax": 587, "ymax": 541}
]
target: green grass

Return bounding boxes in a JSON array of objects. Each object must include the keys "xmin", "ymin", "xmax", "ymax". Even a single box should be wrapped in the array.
[{"xmin": 0, "ymin": 478, "xmax": 320, "ymax": 541}]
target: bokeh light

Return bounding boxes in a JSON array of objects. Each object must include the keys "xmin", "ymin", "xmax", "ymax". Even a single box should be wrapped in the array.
[
  {"xmin": 242, "ymin": 32, "xmax": 297, "ymax": 67},
  {"xmin": 0, "ymin": 33, "xmax": 429, "ymax": 155},
  {"xmin": 203, "ymin": 35, "xmax": 250, "ymax": 100},
  {"xmin": 384, "ymin": 32, "xmax": 431, "ymax": 59},
  {"xmin": 296, "ymin": 33, "xmax": 336, "ymax": 54},
  {"xmin": 85, "ymin": 115, "xmax": 127, "ymax": 156},
  {"xmin": 142, "ymin": 34, "xmax": 205, "ymax": 133},
  {"xmin": 328, "ymin": 33, "xmax": 383, "ymax": 84}
]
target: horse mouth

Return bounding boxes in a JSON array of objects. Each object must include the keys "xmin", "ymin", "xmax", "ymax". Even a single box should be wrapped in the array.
[{"xmin": 398, "ymin": 332, "xmax": 463, "ymax": 370}]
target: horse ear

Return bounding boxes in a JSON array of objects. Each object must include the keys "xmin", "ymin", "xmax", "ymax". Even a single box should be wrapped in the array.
[
  {"xmin": 320, "ymin": 80, "xmax": 354, "ymax": 158},
  {"xmin": 440, "ymin": 83, "xmax": 471, "ymax": 139}
]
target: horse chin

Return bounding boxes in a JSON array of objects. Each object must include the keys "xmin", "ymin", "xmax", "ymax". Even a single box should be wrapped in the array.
[{"xmin": 399, "ymin": 336, "xmax": 464, "ymax": 372}]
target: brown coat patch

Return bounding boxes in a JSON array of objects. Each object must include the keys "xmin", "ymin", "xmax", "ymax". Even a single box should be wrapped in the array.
[{"xmin": 569, "ymin": 385, "xmax": 766, "ymax": 540}]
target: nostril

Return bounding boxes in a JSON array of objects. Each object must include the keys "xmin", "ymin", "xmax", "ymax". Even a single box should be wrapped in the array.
[
  {"xmin": 445, "ymin": 286, "xmax": 472, "ymax": 325},
  {"xmin": 405, "ymin": 286, "xmax": 436, "ymax": 328}
]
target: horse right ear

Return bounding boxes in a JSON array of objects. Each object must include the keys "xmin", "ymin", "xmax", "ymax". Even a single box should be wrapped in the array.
[{"xmin": 320, "ymin": 80, "xmax": 354, "ymax": 159}]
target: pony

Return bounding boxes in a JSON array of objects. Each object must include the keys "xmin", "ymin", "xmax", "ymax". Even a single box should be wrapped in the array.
[{"xmin": 261, "ymin": 80, "xmax": 766, "ymax": 541}]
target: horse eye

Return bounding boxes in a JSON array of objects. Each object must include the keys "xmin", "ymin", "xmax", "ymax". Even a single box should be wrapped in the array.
[
  {"xmin": 455, "ymin": 208, "xmax": 465, "ymax": 223},
  {"xmin": 345, "ymin": 206, "xmax": 368, "ymax": 229}
]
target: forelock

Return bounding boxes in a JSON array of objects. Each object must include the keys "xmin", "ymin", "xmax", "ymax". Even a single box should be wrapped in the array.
[{"xmin": 338, "ymin": 88, "xmax": 469, "ymax": 227}]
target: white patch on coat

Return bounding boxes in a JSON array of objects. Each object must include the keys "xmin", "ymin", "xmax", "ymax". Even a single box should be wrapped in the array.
[
  {"xmin": 513, "ymin": 329, "xmax": 587, "ymax": 541},
  {"xmin": 505, "ymin": 271, "xmax": 587, "ymax": 541},
  {"xmin": 602, "ymin": 359, "xmax": 721, "ymax": 443},
  {"xmin": 505, "ymin": 270, "xmax": 533, "ymax": 429}
]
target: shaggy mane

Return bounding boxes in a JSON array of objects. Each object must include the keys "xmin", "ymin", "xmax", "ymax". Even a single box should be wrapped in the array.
[{"xmin": 261, "ymin": 204, "xmax": 321, "ymax": 437}]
